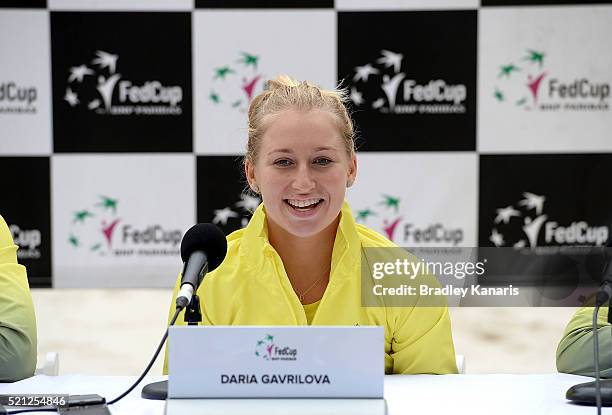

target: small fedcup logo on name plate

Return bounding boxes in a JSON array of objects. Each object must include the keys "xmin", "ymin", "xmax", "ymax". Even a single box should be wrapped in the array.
[{"xmin": 254, "ymin": 334, "xmax": 297, "ymax": 361}]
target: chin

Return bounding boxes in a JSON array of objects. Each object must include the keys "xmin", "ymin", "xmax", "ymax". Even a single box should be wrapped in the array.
[
  {"xmin": 265, "ymin": 197, "xmax": 342, "ymax": 239},
  {"xmin": 282, "ymin": 212, "xmax": 341, "ymax": 239}
]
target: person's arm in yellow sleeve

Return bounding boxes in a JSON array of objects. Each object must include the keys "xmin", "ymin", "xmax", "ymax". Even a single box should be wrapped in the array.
[
  {"xmin": 0, "ymin": 215, "xmax": 37, "ymax": 382},
  {"xmin": 557, "ymin": 306, "xmax": 612, "ymax": 378},
  {"xmin": 389, "ymin": 303, "xmax": 458, "ymax": 375},
  {"xmin": 385, "ymin": 267, "xmax": 457, "ymax": 374},
  {"xmin": 363, "ymin": 247, "xmax": 458, "ymax": 375}
]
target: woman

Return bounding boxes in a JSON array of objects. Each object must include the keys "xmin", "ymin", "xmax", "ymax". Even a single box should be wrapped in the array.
[{"xmin": 164, "ymin": 75, "xmax": 457, "ymax": 375}]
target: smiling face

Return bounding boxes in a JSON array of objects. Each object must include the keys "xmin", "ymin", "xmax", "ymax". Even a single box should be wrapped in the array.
[{"xmin": 245, "ymin": 108, "xmax": 356, "ymax": 239}]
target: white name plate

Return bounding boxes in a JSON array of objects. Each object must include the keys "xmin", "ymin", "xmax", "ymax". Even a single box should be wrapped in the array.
[{"xmin": 168, "ymin": 326, "xmax": 384, "ymax": 398}]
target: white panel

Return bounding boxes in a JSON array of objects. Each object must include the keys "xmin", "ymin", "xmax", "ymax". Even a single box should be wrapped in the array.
[
  {"xmin": 49, "ymin": 0, "xmax": 193, "ymax": 10},
  {"xmin": 347, "ymin": 153, "xmax": 478, "ymax": 247},
  {"xmin": 194, "ymin": 10, "xmax": 337, "ymax": 155},
  {"xmin": 336, "ymin": 0, "xmax": 478, "ymax": 10},
  {"xmin": 478, "ymin": 6, "xmax": 612, "ymax": 153},
  {"xmin": 51, "ymin": 154, "xmax": 196, "ymax": 287},
  {"xmin": 0, "ymin": 11, "xmax": 51, "ymax": 155}
]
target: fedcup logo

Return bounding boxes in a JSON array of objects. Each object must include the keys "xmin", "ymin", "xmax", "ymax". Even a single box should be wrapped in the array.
[
  {"xmin": 68, "ymin": 195, "xmax": 182, "ymax": 257},
  {"xmin": 254, "ymin": 334, "xmax": 297, "ymax": 361},
  {"xmin": 494, "ymin": 49, "xmax": 545, "ymax": 110},
  {"xmin": 489, "ymin": 192, "xmax": 609, "ymax": 249},
  {"xmin": 212, "ymin": 193, "xmax": 261, "ymax": 229},
  {"xmin": 63, "ymin": 50, "xmax": 183, "ymax": 116},
  {"xmin": 356, "ymin": 194, "xmax": 402, "ymax": 241},
  {"xmin": 255, "ymin": 334, "xmax": 275, "ymax": 360},
  {"xmin": 68, "ymin": 195, "xmax": 121, "ymax": 254},
  {"xmin": 356, "ymin": 195, "xmax": 464, "ymax": 246},
  {"xmin": 493, "ymin": 48, "xmax": 610, "ymax": 112},
  {"xmin": 348, "ymin": 49, "xmax": 467, "ymax": 115},
  {"xmin": 208, "ymin": 51, "xmax": 263, "ymax": 113}
]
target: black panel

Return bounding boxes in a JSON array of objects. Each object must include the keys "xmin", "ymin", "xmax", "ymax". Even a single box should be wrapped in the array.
[
  {"xmin": 0, "ymin": 0, "xmax": 46, "ymax": 7},
  {"xmin": 479, "ymin": 154, "xmax": 612, "ymax": 248},
  {"xmin": 338, "ymin": 11, "xmax": 477, "ymax": 151},
  {"xmin": 0, "ymin": 157, "xmax": 51, "ymax": 287},
  {"xmin": 51, "ymin": 12, "xmax": 192, "ymax": 153}
]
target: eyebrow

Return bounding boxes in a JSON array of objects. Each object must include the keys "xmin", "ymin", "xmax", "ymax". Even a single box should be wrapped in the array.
[{"xmin": 266, "ymin": 146, "xmax": 338, "ymax": 156}]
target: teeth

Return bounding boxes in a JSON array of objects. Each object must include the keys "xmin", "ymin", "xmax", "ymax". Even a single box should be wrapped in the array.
[{"xmin": 286, "ymin": 198, "xmax": 322, "ymax": 208}]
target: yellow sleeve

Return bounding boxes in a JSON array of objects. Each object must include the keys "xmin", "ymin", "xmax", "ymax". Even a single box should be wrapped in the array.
[
  {"xmin": 389, "ymin": 301, "xmax": 458, "ymax": 375},
  {"xmin": 557, "ymin": 306, "xmax": 612, "ymax": 378},
  {"xmin": 361, "ymin": 244, "xmax": 458, "ymax": 375},
  {"xmin": 0, "ymin": 215, "xmax": 37, "ymax": 382}
]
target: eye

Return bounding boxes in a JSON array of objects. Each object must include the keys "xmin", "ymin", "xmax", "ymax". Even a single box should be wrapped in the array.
[
  {"xmin": 314, "ymin": 157, "xmax": 332, "ymax": 166},
  {"xmin": 274, "ymin": 159, "xmax": 293, "ymax": 167}
]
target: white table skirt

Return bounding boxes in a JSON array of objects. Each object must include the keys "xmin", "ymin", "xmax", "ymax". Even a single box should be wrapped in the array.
[{"xmin": 0, "ymin": 373, "xmax": 601, "ymax": 415}]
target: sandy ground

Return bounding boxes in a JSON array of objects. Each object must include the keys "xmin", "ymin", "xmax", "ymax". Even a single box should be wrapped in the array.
[{"xmin": 30, "ymin": 289, "xmax": 578, "ymax": 375}]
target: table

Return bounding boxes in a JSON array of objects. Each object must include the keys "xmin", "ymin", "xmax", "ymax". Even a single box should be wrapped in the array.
[{"xmin": 0, "ymin": 374, "xmax": 603, "ymax": 415}]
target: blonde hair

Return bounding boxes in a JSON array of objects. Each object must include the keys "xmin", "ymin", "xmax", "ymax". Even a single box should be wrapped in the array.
[{"xmin": 245, "ymin": 75, "xmax": 355, "ymax": 164}]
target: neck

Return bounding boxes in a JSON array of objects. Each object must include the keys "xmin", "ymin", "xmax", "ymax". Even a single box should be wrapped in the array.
[{"xmin": 267, "ymin": 215, "xmax": 340, "ymax": 292}]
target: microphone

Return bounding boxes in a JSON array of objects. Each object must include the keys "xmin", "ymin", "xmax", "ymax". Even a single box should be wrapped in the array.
[
  {"xmin": 175, "ymin": 223, "xmax": 227, "ymax": 310},
  {"xmin": 139, "ymin": 223, "xmax": 227, "ymax": 402}
]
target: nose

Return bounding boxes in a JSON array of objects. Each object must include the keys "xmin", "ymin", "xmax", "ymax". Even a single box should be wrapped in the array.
[{"xmin": 291, "ymin": 164, "xmax": 316, "ymax": 193}]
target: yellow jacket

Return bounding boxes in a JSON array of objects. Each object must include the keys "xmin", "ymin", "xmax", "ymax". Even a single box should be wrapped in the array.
[
  {"xmin": 164, "ymin": 202, "xmax": 457, "ymax": 375},
  {"xmin": 0, "ymin": 215, "xmax": 37, "ymax": 382}
]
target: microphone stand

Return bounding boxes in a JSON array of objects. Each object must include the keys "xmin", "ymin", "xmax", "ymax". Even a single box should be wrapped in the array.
[
  {"xmin": 185, "ymin": 294, "xmax": 202, "ymax": 325},
  {"xmin": 141, "ymin": 295, "xmax": 202, "ymax": 400}
]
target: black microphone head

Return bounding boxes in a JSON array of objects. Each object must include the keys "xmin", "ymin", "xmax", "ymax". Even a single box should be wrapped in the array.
[{"xmin": 180, "ymin": 223, "xmax": 228, "ymax": 272}]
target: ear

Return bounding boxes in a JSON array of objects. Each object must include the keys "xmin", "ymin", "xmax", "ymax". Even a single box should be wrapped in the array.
[
  {"xmin": 347, "ymin": 154, "xmax": 357, "ymax": 187},
  {"xmin": 245, "ymin": 159, "xmax": 258, "ymax": 193}
]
